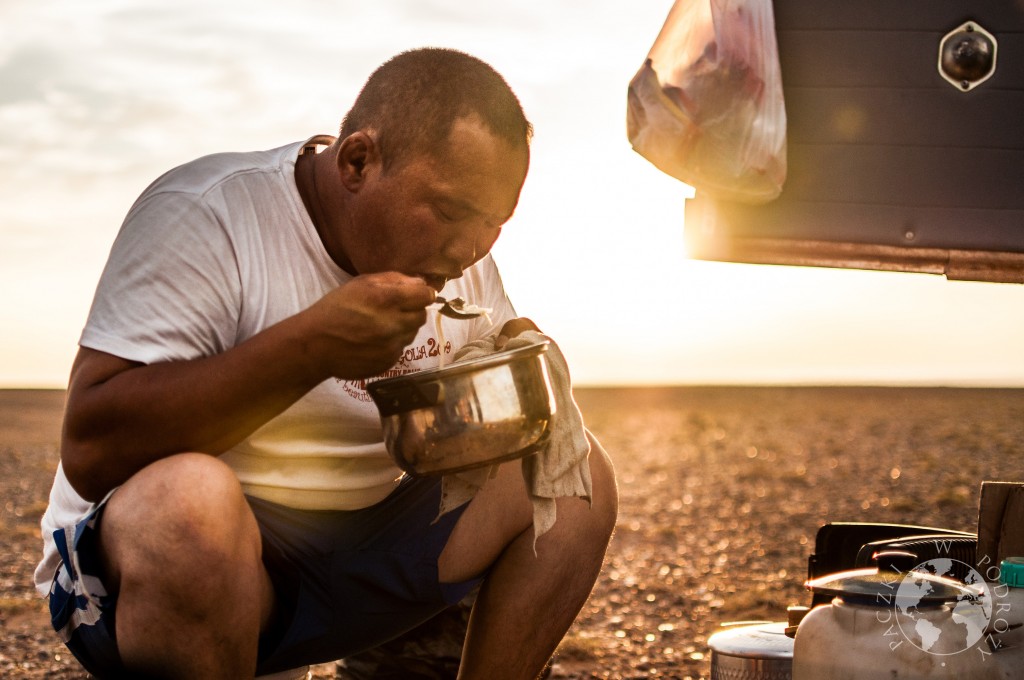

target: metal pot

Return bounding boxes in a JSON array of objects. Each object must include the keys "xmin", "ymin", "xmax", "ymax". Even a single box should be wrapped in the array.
[
  {"xmin": 708, "ymin": 622, "xmax": 793, "ymax": 680},
  {"xmin": 366, "ymin": 341, "xmax": 556, "ymax": 476}
]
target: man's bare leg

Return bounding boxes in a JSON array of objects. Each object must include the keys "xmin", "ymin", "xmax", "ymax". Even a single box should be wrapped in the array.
[
  {"xmin": 97, "ymin": 453, "xmax": 276, "ymax": 679},
  {"xmin": 440, "ymin": 434, "xmax": 618, "ymax": 679}
]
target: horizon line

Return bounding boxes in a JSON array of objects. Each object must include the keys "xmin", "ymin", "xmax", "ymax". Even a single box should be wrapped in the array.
[{"xmin": 3, "ymin": 380, "xmax": 1023, "ymax": 392}]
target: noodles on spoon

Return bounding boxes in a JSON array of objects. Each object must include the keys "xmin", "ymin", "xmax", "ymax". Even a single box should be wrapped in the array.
[{"xmin": 433, "ymin": 303, "xmax": 493, "ymax": 369}]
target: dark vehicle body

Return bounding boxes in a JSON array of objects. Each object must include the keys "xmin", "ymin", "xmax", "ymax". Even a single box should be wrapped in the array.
[{"xmin": 685, "ymin": 0, "xmax": 1024, "ymax": 284}]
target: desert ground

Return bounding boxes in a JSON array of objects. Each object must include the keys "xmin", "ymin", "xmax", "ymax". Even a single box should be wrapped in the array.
[{"xmin": 2, "ymin": 386, "xmax": 1022, "ymax": 679}]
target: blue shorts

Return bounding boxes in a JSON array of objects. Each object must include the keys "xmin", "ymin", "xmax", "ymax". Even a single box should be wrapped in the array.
[{"xmin": 47, "ymin": 474, "xmax": 482, "ymax": 677}]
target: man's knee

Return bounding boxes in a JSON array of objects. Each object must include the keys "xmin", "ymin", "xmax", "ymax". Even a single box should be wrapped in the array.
[
  {"xmin": 92, "ymin": 454, "xmax": 273, "ymax": 675},
  {"xmin": 440, "ymin": 438, "xmax": 617, "ymax": 580},
  {"xmin": 586, "ymin": 433, "xmax": 618, "ymax": 534},
  {"xmin": 552, "ymin": 433, "xmax": 617, "ymax": 548},
  {"xmin": 531, "ymin": 439, "xmax": 616, "ymax": 605},
  {"xmin": 99, "ymin": 453, "xmax": 261, "ymax": 587}
]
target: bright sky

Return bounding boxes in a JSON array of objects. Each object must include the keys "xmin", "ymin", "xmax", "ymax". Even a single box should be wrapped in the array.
[{"xmin": 2, "ymin": 0, "xmax": 1022, "ymax": 388}]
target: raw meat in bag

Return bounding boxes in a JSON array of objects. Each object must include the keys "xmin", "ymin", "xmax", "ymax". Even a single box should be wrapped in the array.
[{"xmin": 627, "ymin": 0, "xmax": 787, "ymax": 203}]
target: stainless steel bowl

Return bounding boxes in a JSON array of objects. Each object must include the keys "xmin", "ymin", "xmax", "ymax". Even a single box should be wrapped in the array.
[{"xmin": 366, "ymin": 341, "xmax": 556, "ymax": 476}]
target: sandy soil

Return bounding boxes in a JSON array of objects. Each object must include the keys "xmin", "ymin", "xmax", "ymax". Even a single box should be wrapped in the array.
[{"xmin": 2, "ymin": 386, "xmax": 1022, "ymax": 679}]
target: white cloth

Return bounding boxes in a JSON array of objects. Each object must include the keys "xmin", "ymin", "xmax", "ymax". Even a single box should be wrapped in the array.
[
  {"xmin": 437, "ymin": 331, "xmax": 592, "ymax": 553},
  {"xmin": 35, "ymin": 137, "xmax": 516, "ymax": 595}
]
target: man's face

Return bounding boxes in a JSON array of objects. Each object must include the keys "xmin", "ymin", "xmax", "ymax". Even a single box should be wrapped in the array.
[{"xmin": 341, "ymin": 116, "xmax": 529, "ymax": 291}]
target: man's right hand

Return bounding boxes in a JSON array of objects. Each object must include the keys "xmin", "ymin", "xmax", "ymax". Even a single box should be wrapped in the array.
[{"xmin": 301, "ymin": 272, "xmax": 436, "ymax": 379}]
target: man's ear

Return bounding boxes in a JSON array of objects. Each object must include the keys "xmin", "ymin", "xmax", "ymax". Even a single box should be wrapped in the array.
[{"xmin": 336, "ymin": 132, "xmax": 380, "ymax": 191}]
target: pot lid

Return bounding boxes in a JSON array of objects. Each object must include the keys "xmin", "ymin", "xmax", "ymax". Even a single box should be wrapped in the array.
[
  {"xmin": 707, "ymin": 622, "xmax": 793, "ymax": 660},
  {"xmin": 805, "ymin": 567, "xmax": 983, "ymax": 607}
]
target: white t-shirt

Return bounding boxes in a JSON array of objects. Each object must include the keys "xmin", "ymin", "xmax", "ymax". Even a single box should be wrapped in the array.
[{"xmin": 35, "ymin": 138, "xmax": 516, "ymax": 595}]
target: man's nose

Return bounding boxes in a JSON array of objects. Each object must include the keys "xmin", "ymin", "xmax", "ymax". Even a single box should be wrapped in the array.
[{"xmin": 440, "ymin": 232, "xmax": 478, "ymax": 269}]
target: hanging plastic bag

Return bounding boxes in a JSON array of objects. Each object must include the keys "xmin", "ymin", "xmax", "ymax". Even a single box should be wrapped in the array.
[{"xmin": 627, "ymin": 0, "xmax": 787, "ymax": 203}]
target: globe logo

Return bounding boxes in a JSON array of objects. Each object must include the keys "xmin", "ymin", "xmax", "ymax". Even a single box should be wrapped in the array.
[{"xmin": 893, "ymin": 558, "xmax": 992, "ymax": 655}]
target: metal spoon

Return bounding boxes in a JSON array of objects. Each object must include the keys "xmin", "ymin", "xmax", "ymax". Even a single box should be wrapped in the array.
[{"xmin": 434, "ymin": 296, "xmax": 492, "ymax": 320}]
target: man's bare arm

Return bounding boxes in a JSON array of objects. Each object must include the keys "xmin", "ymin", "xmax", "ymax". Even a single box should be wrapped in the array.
[{"xmin": 62, "ymin": 272, "xmax": 434, "ymax": 501}]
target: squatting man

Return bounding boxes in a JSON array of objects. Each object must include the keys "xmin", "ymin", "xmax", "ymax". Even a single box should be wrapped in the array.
[{"xmin": 34, "ymin": 47, "xmax": 618, "ymax": 679}]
